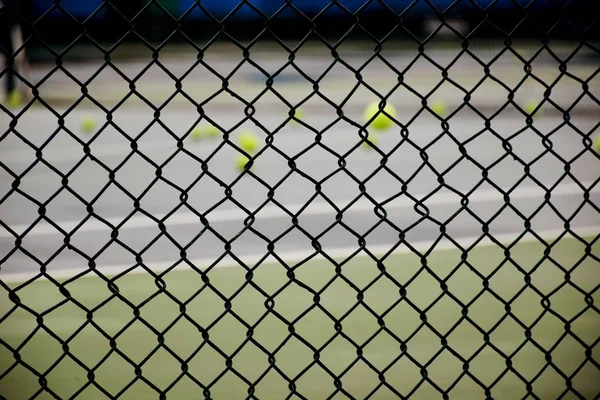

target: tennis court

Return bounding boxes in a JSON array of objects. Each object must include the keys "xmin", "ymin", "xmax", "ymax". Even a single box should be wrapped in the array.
[
  {"xmin": 1, "ymin": 233, "xmax": 598, "ymax": 399},
  {"xmin": 2, "ymin": 0, "xmax": 600, "ymax": 398}
]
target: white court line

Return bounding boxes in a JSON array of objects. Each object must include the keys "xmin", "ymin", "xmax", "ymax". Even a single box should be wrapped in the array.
[
  {"xmin": 2, "ymin": 181, "xmax": 598, "ymax": 238},
  {"xmin": 1, "ymin": 226, "xmax": 598, "ymax": 283}
]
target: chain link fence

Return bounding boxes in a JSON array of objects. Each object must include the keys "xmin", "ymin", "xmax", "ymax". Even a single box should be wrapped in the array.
[{"xmin": 1, "ymin": 0, "xmax": 599, "ymax": 399}]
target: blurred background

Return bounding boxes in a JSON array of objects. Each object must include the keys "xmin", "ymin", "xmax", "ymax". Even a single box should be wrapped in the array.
[
  {"xmin": 6, "ymin": 0, "xmax": 599, "ymax": 117},
  {"xmin": 20, "ymin": 0, "xmax": 600, "ymax": 45},
  {"xmin": 1, "ymin": 1, "xmax": 600, "ymax": 398},
  {"xmin": 2, "ymin": 0, "xmax": 600, "ymax": 308}
]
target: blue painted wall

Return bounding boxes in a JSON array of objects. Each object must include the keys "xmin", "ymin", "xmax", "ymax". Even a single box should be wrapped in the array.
[
  {"xmin": 30, "ymin": 0, "xmax": 568, "ymax": 21},
  {"xmin": 31, "ymin": 0, "xmax": 109, "ymax": 20}
]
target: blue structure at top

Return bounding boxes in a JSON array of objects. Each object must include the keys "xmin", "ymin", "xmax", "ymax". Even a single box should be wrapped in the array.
[{"xmin": 31, "ymin": 0, "xmax": 559, "ymax": 21}]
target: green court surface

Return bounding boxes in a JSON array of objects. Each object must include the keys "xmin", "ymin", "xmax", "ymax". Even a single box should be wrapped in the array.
[{"xmin": 1, "ymin": 236, "xmax": 599, "ymax": 399}]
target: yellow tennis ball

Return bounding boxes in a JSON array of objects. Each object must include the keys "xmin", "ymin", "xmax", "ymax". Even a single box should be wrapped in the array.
[
  {"xmin": 362, "ymin": 135, "xmax": 378, "ymax": 150},
  {"xmin": 594, "ymin": 135, "xmax": 600, "ymax": 153},
  {"xmin": 364, "ymin": 101, "xmax": 396, "ymax": 131},
  {"xmin": 290, "ymin": 108, "xmax": 304, "ymax": 125},
  {"xmin": 6, "ymin": 91, "xmax": 23, "ymax": 109},
  {"xmin": 81, "ymin": 116, "xmax": 96, "ymax": 133},
  {"xmin": 190, "ymin": 125, "xmax": 219, "ymax": 141},
  {"xmin": 236, "ymin": 154, "xmax": 252, "ymax": 171},
  {"xmin": 430, "ymin": 100, "xmax": 447, "ymax": 117},
  {"xmin": 205, "ymin": 125, "xmax": 219, "ymax": 138},
  {"xmin": 238, "ymin": 131, "xmax": 259, "ymax": 153},
  {"xmin": 525, "ymin": 101, "xmax": 541, "ymax": 118},
  {"xmin": 190, "ymin": 126, "xmax": 204, "ymax": 140}
]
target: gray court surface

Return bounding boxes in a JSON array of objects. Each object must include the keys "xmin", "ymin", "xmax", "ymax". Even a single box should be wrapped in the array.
[{"xmin": 1, "ymin": 92, "xmax": 600, "ymax": 277}]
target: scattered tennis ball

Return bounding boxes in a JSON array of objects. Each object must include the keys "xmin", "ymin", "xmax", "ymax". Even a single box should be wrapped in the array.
[
  {"xmin": 362, "ymin": 135, "xmax": 378, "ymax": 150},
  {"xmin": 525, "ymin": 101, "xmax": 541, "ymax": 118},
  {"xmin": 190, "ymin": 126, "xmax": 205, "ymax": 141},
  {"xmin": 430, "ymin": 100, "xmax": 447, "ymax": 117},
  {"xmin": 236, "ymin": 154, "xmax": 252, "ymax": 171},
  {"xmin": 594, "ymin": 135, "xmax": 600, "ymax": 153},
  {"xmin": 190, "ymin": 125, "xmax": 220, "ymax": 141},
  {"xmin": 238, "ymin": 131, "xmax": 259, "ymax": 153},
  {"xmin": 190, "ymin": 125, "xmax": 219, "ymax": 140},
  {"xmin": 290, "ymin": 108, "xmax": 304, "ymax": 125},
  {"xmin": 81, "ymin": 116, "xmax": 96, "ymax": 133},
  {"xmin": 6, "ymin": 91, "xmax": 23, "ymax": 109},
  {"xmin": 364, "ymin": 101, "xmax": 397, "ymax": 131},
  {"xmin": 205, "ymin": 125, "xmax": 220, "ymax": 138}
]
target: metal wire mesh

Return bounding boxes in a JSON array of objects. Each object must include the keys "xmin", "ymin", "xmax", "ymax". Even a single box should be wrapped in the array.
[{"xmin": 1, "ymin": 0, "xmax": 599, "ymax": 399}]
